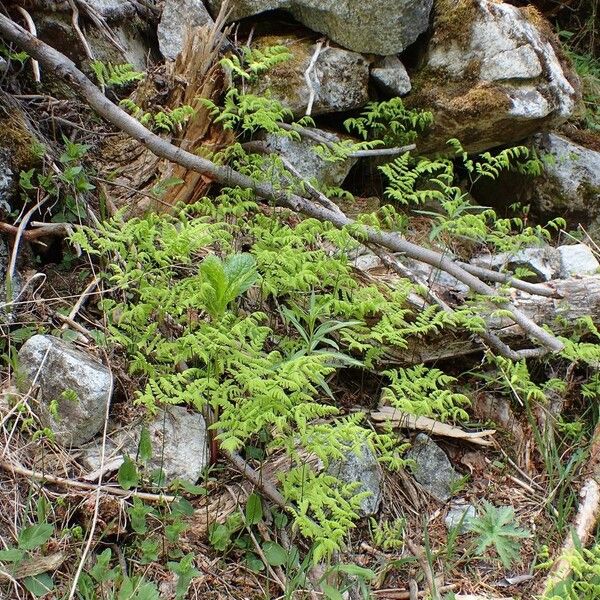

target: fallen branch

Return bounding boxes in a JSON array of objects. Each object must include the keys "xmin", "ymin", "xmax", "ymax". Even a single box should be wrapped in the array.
[
  {"xmin": 304, "ymin": 39, "xmax": 323, "ymax": 116},
  {"xmin": 14, "ymin": 7, "xmax": 40, "ymax": 82},
  {"xmin": 406, "ymin": 539, "xmax": 440, "ymax": 600},
  {"xmin": 371, "ymin": 407, "xmax": 496, "ymax": 446},
  {"xmin": 385, "ymin": 275, "xmax": 600, "ymax": 365},
  {"xmin": 0, "ymin": 457, "xmax": 176, "ymax": 503},
  {"xmin": 456, "ymin": 260, "xmax": 561, "ymax": 299},
  {"xmin": 0, "ymin": 552, "xmax": 65, "ymax": 581},
  {"xmin": 225, "ymin": 451, "xmax": 287, "ymax": 509},
  {"xmin": 372, "ymin": 584, "xmax": 457, "ymax": 598},
  {"xmin": 0, "ymin": 14, "xmax": 564, "ymax": 355},
  {"xmin": 278, "ymin": 122, "xmax": 417, "ymax": 159}
]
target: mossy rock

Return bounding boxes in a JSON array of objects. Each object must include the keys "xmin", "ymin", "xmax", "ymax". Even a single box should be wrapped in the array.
[{"xmin": 406, "ymin": 0, "xmax": 579, "ymax": 154}]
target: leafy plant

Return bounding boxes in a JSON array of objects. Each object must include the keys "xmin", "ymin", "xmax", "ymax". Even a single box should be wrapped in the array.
[
  {"xmin": 77, "ymin": 548, "xmax": 160, "ymax": 600},
  {"xmin": 370, "ymin": 517, "xmax": 405, "ymax": 551},
  {"xmin": 0, "ymin": 522, "xmax": 55, "ymax": 596},
  {"xmin": 280, "ymin": 292, "xmax": 363, "ymax": 366},
  {"xmin": 18, "ymin": 136, "xmax": 95, "ymax": 223},
  {"xmin": 120, "ymin": 99, "xmax": 195, "ymax": 133},
  {"xmin": 544, "ymin": 540, "xmax": 600, "ymax": 599},
  {"xmin": 199, "ymin": 252, "xmax": 259, "ymax": 320},
  {"xmin": 468, "ymin": 501, "xmax": 530, "ymax": 569},
  {"xmin": 344, "ymin": 97, "xmax": 433, "ymax": 147}
]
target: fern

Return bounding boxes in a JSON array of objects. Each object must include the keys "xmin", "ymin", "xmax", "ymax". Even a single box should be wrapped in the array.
[
  {"xmin": 119, "ymin": 99, "xmax": 195, "ymax": 133},
  {"xmin": 344, "ymin": 98, "xmax": 433, "ymax": 147},
  {"xmin": 381, "ymin": 365, "xmax": 471, "ymax": 422},
  {"xmin": 91, "ymin": 61, "xmax": 144, "ymax": 88},
  {"xmin": 221, "ymin": 45, "xmax": 292, "ymax": 81}
]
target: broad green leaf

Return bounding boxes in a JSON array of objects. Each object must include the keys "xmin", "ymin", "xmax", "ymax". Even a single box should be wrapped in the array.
[
  {"xmin": 22, "ymin": 573, "xmax": 54, "ymax": 597},
  {"xmin": 171, "ymin": 480, "xmax": 208, "ymax": 496},
  {"xmin": 224, "ymin": 252, "xmax": 258, "ymax": 295},
  {"xmin": 118, "ymin": 456, "xmax": 139, "ymax": 491},
  {"xmin": 245, "ymin": 552, "xmax": 264, "ymax": 573},
  {"xmin": 208, "ymin": 523, "xmax": 231, "ymax": 551},
  {"xmin": 245, "ymin": 493, "xmax": 263, "ymax": 525},
  {"xmin": 18, "ymin": 523, "xmax": 54, "ymax": 550},
  {"xmin": 262, "ymin": 541, "xmax": 287, "ymax": 567},
  {"xmin": 0, "ymin": 548, "xmax": 25, "ymax": 562},
  {"xmin": 331, "ymin": 564, "xmax": 375, "ymax": 580},
  {"xmin": 171, "ymin": 497, "xmax": 194, "ymax": 517}
]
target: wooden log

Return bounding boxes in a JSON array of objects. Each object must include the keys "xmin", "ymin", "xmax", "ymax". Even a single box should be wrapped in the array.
[{"xmin": 389, "ymin": 275, "xmax": 600, "ymax": 365}]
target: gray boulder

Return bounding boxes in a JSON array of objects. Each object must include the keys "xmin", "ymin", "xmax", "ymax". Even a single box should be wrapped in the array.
[
  {"xmin": 404, "ymin": 258, "xmax": 470, "ymax": 294},
  {"xmin": 207, "ymin": 0, "xmax": 433, "ymax": 55},
  {"xmin": 558, "ymin": 244, "xmax": 600, "ymax": 278},
  {"xmin": 471, "ymin": 246, "xmax": 560, "ymax": 282},
  {"xmin": 18, "ymin": 335, "xmax": 112, "ymax": 447},
  {"xmin": 80, "ymin": 405, "xmax": 209, "ymax": 484},
  {"xmin": 158, "ymin": 0, "xmax": 215, "ymax": 61},
  {"xmin": 531, "ymin": 133, "xmax": 600, "ymax": 228},
  {"xmin": 34, "ymin": 8, "xmax": 151, "ymax": 71},
  {"xmin": 371, "ymin": 56, "xmax": 412, "ymax": 97},
  {"xmin": 409, "ymin": 0, "xmax": 578, "ymax": 153},
  {"xmin": 263, "ymin": 128, "xmax": 358, "ymax": 188},
  {"xmin": 407, "ymin": 433, "xmax": 460, "ymax": 502},
  {"xmin": 328, "ymin": 443, "xmax": 383, "ymax": 516},
  {"xmin": 249, "ymin": 35, "xmax": 369, "ymax": 116}
]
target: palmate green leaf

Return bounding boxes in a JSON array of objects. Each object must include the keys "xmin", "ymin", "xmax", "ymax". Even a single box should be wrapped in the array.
[
  {"xmin": 18, "ymin": 523, "xmax": 54, "ymax": 550},
  {"xmin": 469, "ymin": 501, "xmax": 530, "ymax": 569}
]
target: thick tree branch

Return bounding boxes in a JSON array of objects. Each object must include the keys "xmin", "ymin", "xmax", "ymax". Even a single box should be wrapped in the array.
[{"xmin": 0, "ymin": 13, "xmax": 564, "ymax": 353}]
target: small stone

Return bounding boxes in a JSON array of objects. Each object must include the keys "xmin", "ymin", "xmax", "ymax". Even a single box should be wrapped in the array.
[
  {"xmin": 328, "ymin": 443, "xmax": 383, "ymax": 516},
  {"xmin": 558, "ymin": 244, "xmax": 600, "ymax": 278},
  {"xmin": 406, "ymin": 433, "xmax": 460, "ymax": 502},
  {"xmin": 18, "ymin": 335, "xmax": 112, "ymax": 447},
  {"xmin": 353, "ymin": 253, "xmax": 383, "ymax": 272},
  {"xmin": 80, "ymin": 405, "xmax": 209, "ymax": 484},
  {"xmin": 445, "ymin": 500, "xmax": 476, "ymax": 534},
  {"xmin": 371, "ymin": 56, "xmax": 412, "ymax": 97},
  {"xmin": 158, "ymin": 0, "xmax": 214, "ymax": 61}
]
